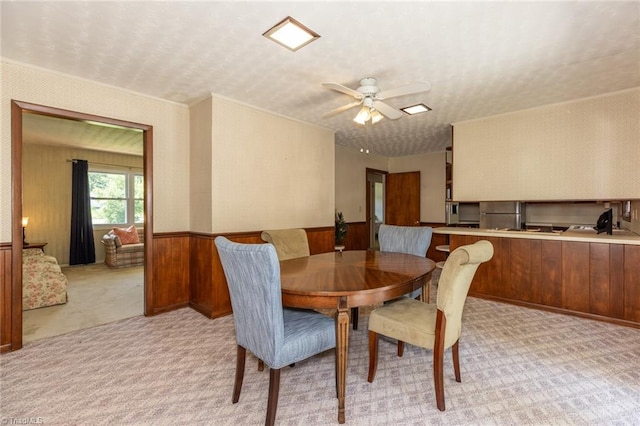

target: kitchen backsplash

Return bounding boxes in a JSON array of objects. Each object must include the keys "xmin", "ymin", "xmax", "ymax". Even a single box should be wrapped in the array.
[{"xmin": 525, "ymin": 202, "xmax": 618, "ymax": 228}]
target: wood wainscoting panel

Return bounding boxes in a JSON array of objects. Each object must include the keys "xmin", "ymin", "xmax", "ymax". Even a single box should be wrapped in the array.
[
  {"xmin": 191, "ymin": 227, "xmax": 335, "ymax": 319},
  {"xmin": 607, "ymin": 244, "xmax": 624, "ymax": 319},
  {"xmin": 508, "ymin": 238, "xmax": 533, "ymax": 302},
  {"xmin": 448, "ymin": 233, "xmax": 639, "ymax": 328},
  {"xmin": 189, "ymin": 235, "xmax": 216, "ymax": 318},
  {"xmin": 588, "ymin": 243, "xmax": 624, "ymax": 318},
  {"xmin": 193, "ymin": 232, "xmax": 263, "ymax": 319},
  {"xmin": 305, "ymin": 227, "xmax": 335, "ymax": 254},
  {"xmin": 424, "ymin": 223, "xmax": 448, "ymax": 263},
  {"xmin": 343, "ymin": 222, "xmax": 368, "ymax": 251},
  {"xmin": 1, "ymin": 244, "xmax": 12, "ymax": 353},
  {"xmin": 624, "ymin": 244, "xmax": 640, "ymax": 322},
  {"xmin": 539, "ymin": 240, "xmax": 562, "ymax": 308},
  {"xmin": 562, "ymin": 241, "xmax": 590, "ymax": 313},
  {"xmin": 150, "ymin": 233, "xmax": 190, "ymax": 315}
]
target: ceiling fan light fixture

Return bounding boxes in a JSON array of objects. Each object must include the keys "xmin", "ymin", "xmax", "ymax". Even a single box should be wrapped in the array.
[
  {"xmin": 370, "ymin": 109, "xmax": 384, "ymax": 124},
  {"xmin": 401, "ymin": 103, "xmax": 432, "ymax": 115},
  {"xmin": 263, "ymin": 16, "xmax": 320, "ymax": 51},
  {"xmin": 353, "ymin": 106, "xmax": 371, "ymax": 125}
]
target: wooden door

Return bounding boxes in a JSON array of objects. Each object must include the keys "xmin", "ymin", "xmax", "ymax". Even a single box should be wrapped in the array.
[{"xmin": 385, "ymin": 171, "xmax": 420, "ymax": 226}]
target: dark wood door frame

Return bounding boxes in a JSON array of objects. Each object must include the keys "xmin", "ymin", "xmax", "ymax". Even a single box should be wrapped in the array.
[
  {"xmin": 365, "ymin": 168, "xmax": 387, "ymax": 249},
  {"xmin": 10, "ymin": 100, "xmax": 154, "ymax": 352}
]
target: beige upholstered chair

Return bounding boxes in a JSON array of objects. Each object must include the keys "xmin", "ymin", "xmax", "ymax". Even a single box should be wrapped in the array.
[
  {"xmin": 367, "ymin": 240, "xmax": 494, "ymax": 411},
  {"xmin": 260, "ymin": 228, "xmax": 310, "ymax": 261}
]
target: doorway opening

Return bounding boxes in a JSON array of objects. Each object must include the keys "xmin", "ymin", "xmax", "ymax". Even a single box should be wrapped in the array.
[
  {"xmin": 10, "ymin": 100, "xmax": 153, "ymax": 351},
  {"xmin": 366, "ymin": 169, "xmax": 386, "ymax": 249}
]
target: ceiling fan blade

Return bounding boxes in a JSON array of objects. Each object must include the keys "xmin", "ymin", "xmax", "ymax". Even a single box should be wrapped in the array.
[
  {"xmin": 322, "ymin": 82, "xmax": 363, "ymax": 99},
  {"xmin": 377, "ymin": 81, "xmax": 431, "ymax": 100},
  {"xmin": 322, "ymin": 100, "xmax": 363, "ymax": 118},
  {"xmin": 372, "ymin": 100, "xmax": 403, "ymax": 120}
]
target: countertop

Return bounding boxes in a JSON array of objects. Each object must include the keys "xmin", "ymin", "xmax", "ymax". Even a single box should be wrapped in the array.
[{"xmin": 433, "ymin": 226, "xmax": 640, "ymax": 245}]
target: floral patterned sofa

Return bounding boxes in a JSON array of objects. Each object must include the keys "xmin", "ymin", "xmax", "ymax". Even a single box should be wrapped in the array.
[{"xmin": 22, "ymin": 248, "xmax": 68, "ymax": 310}]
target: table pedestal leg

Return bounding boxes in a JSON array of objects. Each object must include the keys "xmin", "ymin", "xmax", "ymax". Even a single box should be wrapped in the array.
[{"xmin": 336, "ymin": 305, "xmax": 349, "ymax": 424}]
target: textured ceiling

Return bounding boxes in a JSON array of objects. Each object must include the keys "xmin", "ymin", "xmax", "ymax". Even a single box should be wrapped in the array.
[
  {"xmin": 3, "ymin": 1, "xmax": 639, "ymax": 157},
  {"xmin": 22, "ymin": 113, "xmax": 143, "ymax": 156}
]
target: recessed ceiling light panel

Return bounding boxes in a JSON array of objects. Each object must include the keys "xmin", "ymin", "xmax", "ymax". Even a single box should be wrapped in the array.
[
  {"xmin": 401, "ymin": 104, "xmax": 432, "ymax": 115},
  {"xmin": 264, "ymin": 16, "xmax": 320, "ymax": 51}
]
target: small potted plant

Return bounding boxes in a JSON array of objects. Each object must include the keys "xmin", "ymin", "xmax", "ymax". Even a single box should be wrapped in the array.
[{"xmin": 335, "ymin": 211, "xmax": 348, "ymax": 251}]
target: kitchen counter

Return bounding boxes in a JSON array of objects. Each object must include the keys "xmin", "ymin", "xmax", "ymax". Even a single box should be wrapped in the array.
[
  {"xmin": 434, "ymin": 226, "xmax": 640, "ymax": 245},
  {"xmin": 437, "ymin": 227, "xmax": 640, "ymax": 329}
]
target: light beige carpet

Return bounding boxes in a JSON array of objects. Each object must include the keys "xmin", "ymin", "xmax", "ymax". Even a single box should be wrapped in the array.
[
  {"xmin": 4, "ymin": 287, "xmax": 639, "ymax": 425},
  {"xmin": 22, "ymin": 263, "xmax": 143, "ymax": 344}
]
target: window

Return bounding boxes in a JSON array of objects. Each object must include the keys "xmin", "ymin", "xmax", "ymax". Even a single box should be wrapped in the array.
[{"xmin": 89, "ymin": 169, "xmax": 143, "ymax": 226}]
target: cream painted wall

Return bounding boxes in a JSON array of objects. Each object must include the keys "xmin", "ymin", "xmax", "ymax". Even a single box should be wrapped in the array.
[
  {"xmin": 0, "ymin": 60, "xmax": 190, "ymax": 242},
  {"xmin": 189, "ymin": 96, "xmax": 213, "ymax": 233},
  {"xmin": 210, "ymin": 95, "xmax": 336, "ymax": 232},
  {"xmin": 23, "ymin": 144, "xmax": 142, "ymax": 265},
  {"xmin": 453, "ymin": 88, "xmax": 640, "ymax": 201},
  {"xmin": 335, "ymin": 145, "xmax": 388, "ymax": 223},
  {"xmin": 389, "ymin": 152, "xmax": 447, "ymax": 223}
]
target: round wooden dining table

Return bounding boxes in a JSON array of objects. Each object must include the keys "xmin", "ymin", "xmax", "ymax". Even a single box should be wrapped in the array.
[{"xmin": 279, "ymin": 250, "xmax": 436, "ymax": 424}]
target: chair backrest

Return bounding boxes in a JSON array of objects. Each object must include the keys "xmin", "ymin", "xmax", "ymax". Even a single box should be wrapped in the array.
[
  {"xmin": 436, "ymin": 240, "xmax": 494, "ymax": 347},
  {"xmin": 215, "ymin": 236, "xmax": 284, "ymax": 366},
  {"xmin": 260, "ymin": 228, "xmax": 310, "ymax": 261},
  {"xmin": 378, "ymin": 224, "xmax": 432, "ymax": 257}
]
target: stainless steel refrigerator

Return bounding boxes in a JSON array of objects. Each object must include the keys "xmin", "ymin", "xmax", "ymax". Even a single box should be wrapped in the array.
[{"xmin": 479, "ymin": 202, "xmax": 526, "ymax": 230}]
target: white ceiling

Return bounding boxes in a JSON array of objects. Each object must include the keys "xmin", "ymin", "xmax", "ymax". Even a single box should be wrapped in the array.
[
  {"xmin": 3, "ymin": 1, "xmax": 639, "ymax": 157},
  {"xmin": 22, "ymin": 112, "xmax": 144, "ymax": 156}
]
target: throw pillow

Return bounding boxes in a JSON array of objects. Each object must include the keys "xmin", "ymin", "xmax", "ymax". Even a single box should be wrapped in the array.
[{"xmin": 112, "ymin": 225, "xmax": 140, "ymax": 245}]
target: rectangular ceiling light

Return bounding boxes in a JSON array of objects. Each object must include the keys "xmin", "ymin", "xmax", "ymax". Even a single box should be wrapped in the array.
[
  {"xmin": 401, "ymin": 104, "xmax": 432, "ymax": 115},
  {"xmin": 400, "ymin": 104, "xmax": 431, "ymax": 115},
  {"xmin": 263, "ymin": 16, "xmax": 320, "ymax": 51}
]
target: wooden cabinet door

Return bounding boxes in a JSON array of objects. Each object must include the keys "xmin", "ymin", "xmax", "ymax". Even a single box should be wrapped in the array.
[
  {"xmin": 589, "ymin": 243, "xmax": 624, "ymax": 318},
  {"xmin": 539, "ymin": 240, "xmax": 562, "ymax": 308},
  {"xmin": 385, "ymin": 171, "xmax": 420, "ymax": 226},
  {"xmin": 624, "ymin": 245, "xmax": 640, "ymax": 322},
  {"xmin": 562, "ymin": 241, "xmax": 590, "ymax": 313}
]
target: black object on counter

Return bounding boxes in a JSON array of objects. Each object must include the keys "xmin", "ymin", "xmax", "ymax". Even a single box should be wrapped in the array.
[{"xmin": 595, "ymin": 209, "xmax": 613, "ymax": 235}]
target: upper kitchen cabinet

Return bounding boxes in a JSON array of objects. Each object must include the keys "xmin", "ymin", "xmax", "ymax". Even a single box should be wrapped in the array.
[{"xmin": 451, "ymin": 88, "xmax": 639, "ymax": 202}]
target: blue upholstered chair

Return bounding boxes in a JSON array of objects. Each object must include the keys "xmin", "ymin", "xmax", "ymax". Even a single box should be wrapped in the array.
[
  {"xmin": 258, "ymin": 228, "xmax": 311, "ymax": 371},
  {"xmin": 378, "ymin": 224, "xmax": 433, "ymax": 258},
  {"xmin": 351, "ymin": 224, "xmax": 433, "ymax": 330},
  {"xmin": 214, "ymin": 236, "xmax": 336, "ymax": 426},
  {"xmin": 379, "ymin": 224, "xmax": 433, "ymax": 298},
  {"xmin": 368, "ymin": 240, "xmax": 494, "ymax": 411}
]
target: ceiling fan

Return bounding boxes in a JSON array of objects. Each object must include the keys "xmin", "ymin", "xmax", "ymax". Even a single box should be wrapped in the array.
[{"xmin": 321, "ymin": 77, "xmax": 431, "ymax": 124}]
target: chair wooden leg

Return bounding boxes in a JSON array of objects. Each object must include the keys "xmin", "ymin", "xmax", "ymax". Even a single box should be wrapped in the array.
[
  {"xmin": 334, "ymin": 346, "xmax": 339, "ymax": 398},
  {"xmin": 233, "ymin": 345, "xmax": 246, "ymax": 404},
  {"xmin": 351, "ymin": 307, "xmax": 359, "ymax": 330},
  {"xmin": 397, "ymin": 340, "xmax": 404, "ymax": 357},
  {"xmin": 258, "ymin": 359, "xmax": 264, "ymax": 371},
  {"xmin": 452, "ymin": 340, "xmax": 461, "ymax": 382},
  {"xmin": 266, "ymin": 368, "xmax": 281, "ymax": 426},
  {"xmin": 433, "ymin": 310, "xmax": 446, "ymax": 411},
  {"xmin": 367, "ymin": 330, "xmax": 379, "ymax": 383}
]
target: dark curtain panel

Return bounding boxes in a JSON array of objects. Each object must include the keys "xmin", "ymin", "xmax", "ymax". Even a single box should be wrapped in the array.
[{"xmin": 69, "ymin": 160, "xmax": 96, "ymax": 265}]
